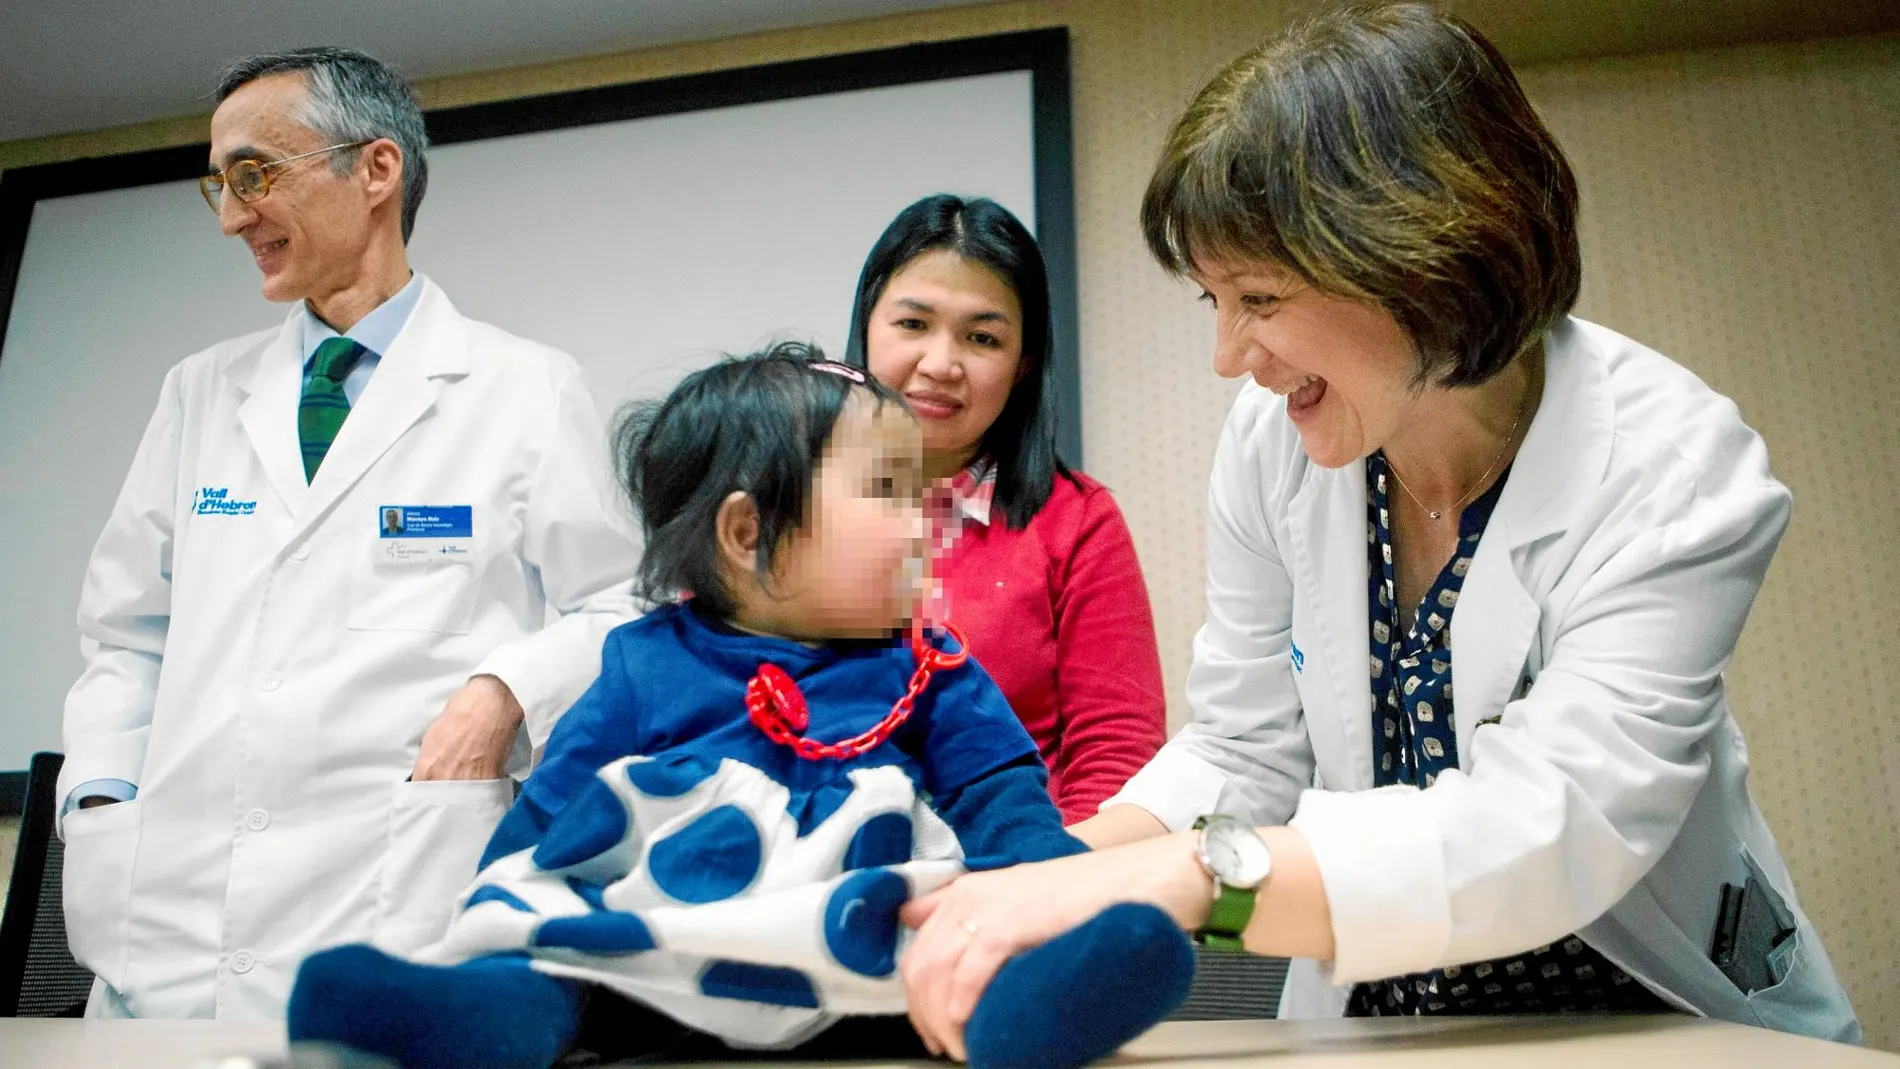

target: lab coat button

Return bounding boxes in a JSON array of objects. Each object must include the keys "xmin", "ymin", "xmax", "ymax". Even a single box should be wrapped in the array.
[
  {"xmin": 231, "ymin": 950, "xmax": 256, "ymax": 974},
  {"xmin": 245, "ymin": 808, "xmax": 270, "ymax": 832},
  {"xmin": 258, "ymin": 670, "xmax": 281, "ymax": 691},
  {"xmin": 289, "ymin": 546, "xmax": 310, "ymax": 561}
]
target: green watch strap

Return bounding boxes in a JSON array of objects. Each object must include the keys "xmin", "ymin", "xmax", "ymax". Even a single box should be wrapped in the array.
[{"xmin": 1200, "ymin": 879, "xmax": 1257, "ymax": 949}]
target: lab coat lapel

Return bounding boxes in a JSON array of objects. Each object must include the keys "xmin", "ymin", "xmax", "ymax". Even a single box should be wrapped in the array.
[
  {"xmin": 230, "ymin": 308, "xmax": 310, "ymax": 517},
  {"xmin": 1448, "ymin": 513, "xmax": 1539, "ymax": 766},
  {"xmin": 1450, "ymin": 320, "xmax": 1612, "ymax": 765},
  {"xmin": 1284, "ymin": 459, "xmax": 1375, "ymax": 792},
  {"xmin": 293, "ymin": 280, "xmax": 470, "ymax": 540}
]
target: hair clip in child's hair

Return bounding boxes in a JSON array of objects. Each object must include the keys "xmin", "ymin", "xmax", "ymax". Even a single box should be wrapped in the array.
[{"xmin": 806, "ymin": 360, "xmax": 868, "ymax": 385}]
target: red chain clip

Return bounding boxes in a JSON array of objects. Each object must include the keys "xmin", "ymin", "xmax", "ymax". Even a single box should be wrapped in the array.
[{"xmin": 745, "ymin": 623, "xmax": 968, "ymax": 761}]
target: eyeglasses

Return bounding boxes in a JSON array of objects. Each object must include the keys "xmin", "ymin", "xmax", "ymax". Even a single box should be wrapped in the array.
[{"xmin": 199, "ymin": 140, "xmax": 371, "ymax": 212}]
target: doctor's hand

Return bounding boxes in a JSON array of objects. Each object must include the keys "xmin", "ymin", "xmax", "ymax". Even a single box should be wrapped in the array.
[
  {"xmin": 897, "ymin": 832, "xmax": 1210, "ymax": 1061},
  {"xmin": 413, "ymin": 674, "xmax": 523, "ymax": 781}
]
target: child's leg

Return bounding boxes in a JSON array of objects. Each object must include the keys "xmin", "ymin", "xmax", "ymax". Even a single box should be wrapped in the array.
[
  {"xmin": 288, "ymin": 944, "xmax": 583, "ymax": 1069},
  {"xmin": 964, "ymin": 902, "xmax": 1196, "ymax": 1069}
]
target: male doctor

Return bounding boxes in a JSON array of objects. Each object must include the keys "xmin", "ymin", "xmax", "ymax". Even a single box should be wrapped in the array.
[{"xmin": 58, "ymin": 46, "xmax": 640, "ymax": 1018}]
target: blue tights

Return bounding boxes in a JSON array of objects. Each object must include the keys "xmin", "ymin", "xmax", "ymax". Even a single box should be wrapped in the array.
[{"xmin": 290, "ymin": 902, "xmax": 1194, "ymax": 1069}]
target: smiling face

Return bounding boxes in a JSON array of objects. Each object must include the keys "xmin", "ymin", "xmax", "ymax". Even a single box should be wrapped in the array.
[
  {"xmin": 863, "ymin": 250, "xmax": 1024, "ymax": 479},
  {"xmin": 732, "ymin": 398, "xmax": 928, "ymax": 641},
  {"xmin": 1191, "ymin": 255, "xmax": 1422, "ymax": 468},
  {"xmin": 207, "ymin": 72, "xmax": 382, "ymax": 304}
]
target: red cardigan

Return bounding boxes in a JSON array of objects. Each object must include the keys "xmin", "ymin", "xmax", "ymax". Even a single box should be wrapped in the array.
[{"xmin": 939, "ymin": 470, "xmax": 1167, "ymax": 824}]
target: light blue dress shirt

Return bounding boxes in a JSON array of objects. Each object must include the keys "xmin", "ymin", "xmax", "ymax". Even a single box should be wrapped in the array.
[
  {"xmin": 64, "ymin": 274, "xmax": 426, "ymax": 820},
  {"xmin": 299, "ymin": 271, "xmax": 425, "ymax": 403}
]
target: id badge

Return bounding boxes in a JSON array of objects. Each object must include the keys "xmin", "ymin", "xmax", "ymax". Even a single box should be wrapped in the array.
[{"xmin": 379, "ymin": 505, "xmax": 474, "ymax": 563}]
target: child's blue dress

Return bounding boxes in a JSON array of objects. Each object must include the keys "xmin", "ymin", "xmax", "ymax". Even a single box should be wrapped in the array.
[{"xmin": 412, "ymin": 602, "xmax": 1078, "ymax": 1049}]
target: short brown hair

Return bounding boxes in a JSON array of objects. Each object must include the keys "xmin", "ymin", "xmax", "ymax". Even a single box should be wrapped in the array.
[{"xmin": 1141, "ymin": 3, "xmax": 1580, "ymax": 387}]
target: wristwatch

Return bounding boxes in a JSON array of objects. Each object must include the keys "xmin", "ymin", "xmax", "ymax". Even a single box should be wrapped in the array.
[{"xmin": 1192, "ymin": 814, "xmax": 1273, "ymax": 950}]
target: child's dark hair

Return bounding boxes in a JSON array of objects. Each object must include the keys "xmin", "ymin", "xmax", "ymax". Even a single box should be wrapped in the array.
[{"xmin": 613, "ymin": 341, "xmax": 908, "ymax": 617}]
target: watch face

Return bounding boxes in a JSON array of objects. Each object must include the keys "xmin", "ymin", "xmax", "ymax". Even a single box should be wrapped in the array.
[
  {"xmin": 1208, "ymin": 833, "xmax": 1242, "ymax": 873},
  {"xmin": 1207, "ymin": 819, "xmax": 1273, "ymax": 888}
]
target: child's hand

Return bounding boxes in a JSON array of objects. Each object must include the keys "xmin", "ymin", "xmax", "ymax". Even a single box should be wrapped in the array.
[{"xmin": 413, "ymin": 674, "xmax": 524, "ymax": 781}]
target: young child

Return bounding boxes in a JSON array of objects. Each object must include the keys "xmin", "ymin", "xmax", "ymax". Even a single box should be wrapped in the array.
[{"xmin": 288, "ymin": 344, "xmax": 1194, "ymax": 1069}]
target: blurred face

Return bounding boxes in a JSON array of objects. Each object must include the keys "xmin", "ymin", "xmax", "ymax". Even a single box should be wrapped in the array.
[
  {"xmin": 1190, "ymin": 255, "xmax": 1419, "ymax": 468},
  {"xmin": 864, "ymin": 250, "xmax": 1024, "ymax": 477},
  {"xmin": 748, "ymin": 399, "xmax": 928, "ymax": 641},
  {"xmin": 207, "ymin": 72, "xmax": 380, "ymax": 303}
]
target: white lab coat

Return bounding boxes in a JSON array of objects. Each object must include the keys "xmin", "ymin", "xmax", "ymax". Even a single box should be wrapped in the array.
[
  {"xmin": 56, "ymin": 278, "xmax": 640, "ymax": 1019},
  {"xmin": 1106, "ymin": 317, "xmax": 1861, "ymax": 1043}
]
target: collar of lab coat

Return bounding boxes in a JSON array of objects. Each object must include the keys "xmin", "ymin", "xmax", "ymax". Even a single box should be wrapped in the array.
[
  {"xmin": 1490, "ymin": 318, "xmax": 1616, "ymax": 550},
  {"xmin": 222, "ymin": 274, "xmax": 472, "ymax": 533},
  {"xmin": 1286, "ymin": 317, "xmax": 1614, "ymax": 787}
]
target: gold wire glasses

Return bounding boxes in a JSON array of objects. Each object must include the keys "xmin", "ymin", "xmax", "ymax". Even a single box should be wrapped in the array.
[{"xmin": 199, "ymin": 140, "xmax": 372, "ymax": 212}]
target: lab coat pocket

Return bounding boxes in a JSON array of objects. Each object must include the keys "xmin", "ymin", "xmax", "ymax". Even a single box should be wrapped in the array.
[
  {"xmin": 59, "ymin": 799, "xmax": 142, "ymax": 990},
  {"xmin": 1741, "ymin": 927, "xmax": 1823, "ymax": 1035},
  {"xmin": 348, "ymin": 555, "xmax": 479, "ymax": 634},
  {"xmin": 375, "ymin": 778, "xmax": 511, "ymax": 955}
]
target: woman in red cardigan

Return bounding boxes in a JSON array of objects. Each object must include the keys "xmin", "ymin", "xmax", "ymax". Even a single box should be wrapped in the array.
[{"xmin": 845, "ymin": 194, "xmax": 1166, "ymax": 824}]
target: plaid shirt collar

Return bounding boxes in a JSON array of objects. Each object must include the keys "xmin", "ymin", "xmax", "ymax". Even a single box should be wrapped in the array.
[
  {"xmin": 944, "ymin": 459, "xmax": 997, "ymax": 528},
  {"xmin": 925, "ymin": 459, "xmax": 996, "ymax": 566},
  {"xmin": 920, "ymin": 459, "xmax": 994, "ymax": 629}
]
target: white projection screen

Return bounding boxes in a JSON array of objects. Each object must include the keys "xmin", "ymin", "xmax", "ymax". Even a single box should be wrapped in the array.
[{"xmin": 0, "ymin": 31, "xmax": 1080, "ymax": 773}]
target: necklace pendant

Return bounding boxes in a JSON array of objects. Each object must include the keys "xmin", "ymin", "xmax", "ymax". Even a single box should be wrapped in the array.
[{"xmin": 1428, "ymin": 509, "xmax": 1442, "ymax": 520}]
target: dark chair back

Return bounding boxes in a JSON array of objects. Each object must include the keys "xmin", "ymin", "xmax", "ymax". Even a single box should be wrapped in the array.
[
  {"xmin": 0, "ymin": 752, "xmax": 95, "ymax": 1016},
  {"xmin": 1171, "ymin": 948, "xmax": 1288, "ymax": 1020}
]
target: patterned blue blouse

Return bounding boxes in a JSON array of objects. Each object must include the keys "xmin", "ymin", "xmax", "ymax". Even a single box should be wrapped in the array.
[{"xmin": 1346, "ymin": 452, "xmax": 1668, "ymax": 1017}]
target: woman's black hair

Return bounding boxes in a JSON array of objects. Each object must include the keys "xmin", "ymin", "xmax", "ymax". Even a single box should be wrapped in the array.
[
  {"xmin": 844, "ymin": 194, "xmax": 1072, "ymax": 529},
  {"xmin": 612, "ymin": 341, "xmax": 907, "ymax": 618}
]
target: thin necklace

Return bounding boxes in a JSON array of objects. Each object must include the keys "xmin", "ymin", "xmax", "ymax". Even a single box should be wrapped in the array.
[{"xmin": 1387, "ymin": 389, "xmax": 1529, "ymax": 522}]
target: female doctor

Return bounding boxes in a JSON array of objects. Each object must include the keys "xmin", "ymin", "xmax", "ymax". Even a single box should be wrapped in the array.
[{"xmin": 896, "ymin": 3, "xmax": 1861, "ymax": 1053}]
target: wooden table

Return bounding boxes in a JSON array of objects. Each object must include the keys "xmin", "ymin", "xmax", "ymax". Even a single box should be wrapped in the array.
[{"xmin": 2, "ymin": 1015, "xmax": 1894, "ymax": 1068}]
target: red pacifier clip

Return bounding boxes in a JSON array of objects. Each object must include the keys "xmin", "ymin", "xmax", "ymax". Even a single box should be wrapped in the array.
[{"xmin": 745, "ymin": 623, "xmax": 968, "ymax": 761}]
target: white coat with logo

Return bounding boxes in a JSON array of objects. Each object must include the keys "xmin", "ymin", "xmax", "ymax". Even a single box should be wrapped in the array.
[
  {"xmin": 57, "ymin": 277, "xmax": 640, "ymax": 1019},
  {"xmin": 1106, "ymin": 317, "xmax": 1860, "ymax": 1043}
]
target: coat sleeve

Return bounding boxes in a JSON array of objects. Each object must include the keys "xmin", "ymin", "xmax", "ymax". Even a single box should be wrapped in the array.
[
  {"xmin": 1103, "ymin": 388, "xmax": 1316, "ymax": 830},
  {"xmin": 471, "ymin": 362, "xmax": 642, "ymax": 746},
  {"xmin": 57, "ymin": 364, "xmax": 185, "ymax": 819},
  {"xmin": 1044, "ymin": 484, "xmax": 1167, "ymax": 823},
  {"xmin": 488, "ymin": 626, "xmax": 643, "ymax": 868},
  {"xmin": 935, "ymin": 755, "xmax": 1087, "ymax": 867},
  {"xmin": 1291, "ymin": 435, "xmax": 1790, "ymax": 984}
]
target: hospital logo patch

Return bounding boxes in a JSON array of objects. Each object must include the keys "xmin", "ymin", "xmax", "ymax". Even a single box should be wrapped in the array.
[{"xmin": 195, "ymin": 487, "xmax": 256, "ymax": 515}]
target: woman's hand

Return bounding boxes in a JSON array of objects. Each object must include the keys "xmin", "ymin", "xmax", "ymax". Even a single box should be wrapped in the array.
[{"xmin": 898, "ymin": 831, "xmax": 1211, "ymax": 1061}]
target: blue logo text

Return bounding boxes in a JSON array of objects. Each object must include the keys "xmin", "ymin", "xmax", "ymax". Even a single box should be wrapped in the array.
[{"xmin": 195, "ymin": 487, "xmax": 257, "ymax": 516}]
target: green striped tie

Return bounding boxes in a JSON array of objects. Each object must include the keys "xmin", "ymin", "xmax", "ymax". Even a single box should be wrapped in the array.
[{"xmin": 299, "ymin": 337, "xmax": 367, "ymax": 481}]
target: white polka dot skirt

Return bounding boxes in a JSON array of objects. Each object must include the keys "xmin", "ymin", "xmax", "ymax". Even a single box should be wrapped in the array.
[{"xmin": 416, "ymin": 754, "xmax": 964, "ymax": 1048}]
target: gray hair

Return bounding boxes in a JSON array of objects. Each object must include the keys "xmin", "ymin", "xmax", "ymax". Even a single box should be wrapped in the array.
[{"xmin": 216, "ymin": 46, "xmax": 430, "ymax": 242}]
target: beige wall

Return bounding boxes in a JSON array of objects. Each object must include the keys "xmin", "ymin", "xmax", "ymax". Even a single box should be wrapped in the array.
[{"xmin": 3, "ymin": 0, "xmax": 1895, "ymax": 1050}]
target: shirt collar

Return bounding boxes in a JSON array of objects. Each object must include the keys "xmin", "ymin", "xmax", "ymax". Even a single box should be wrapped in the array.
[
  {"xmin": 942, "ymin": 459, "xmax": 997, "ymax": 528},
  {"xmin": 299, "ymin": 271, "xmax": 425, "ymax": 367}
]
